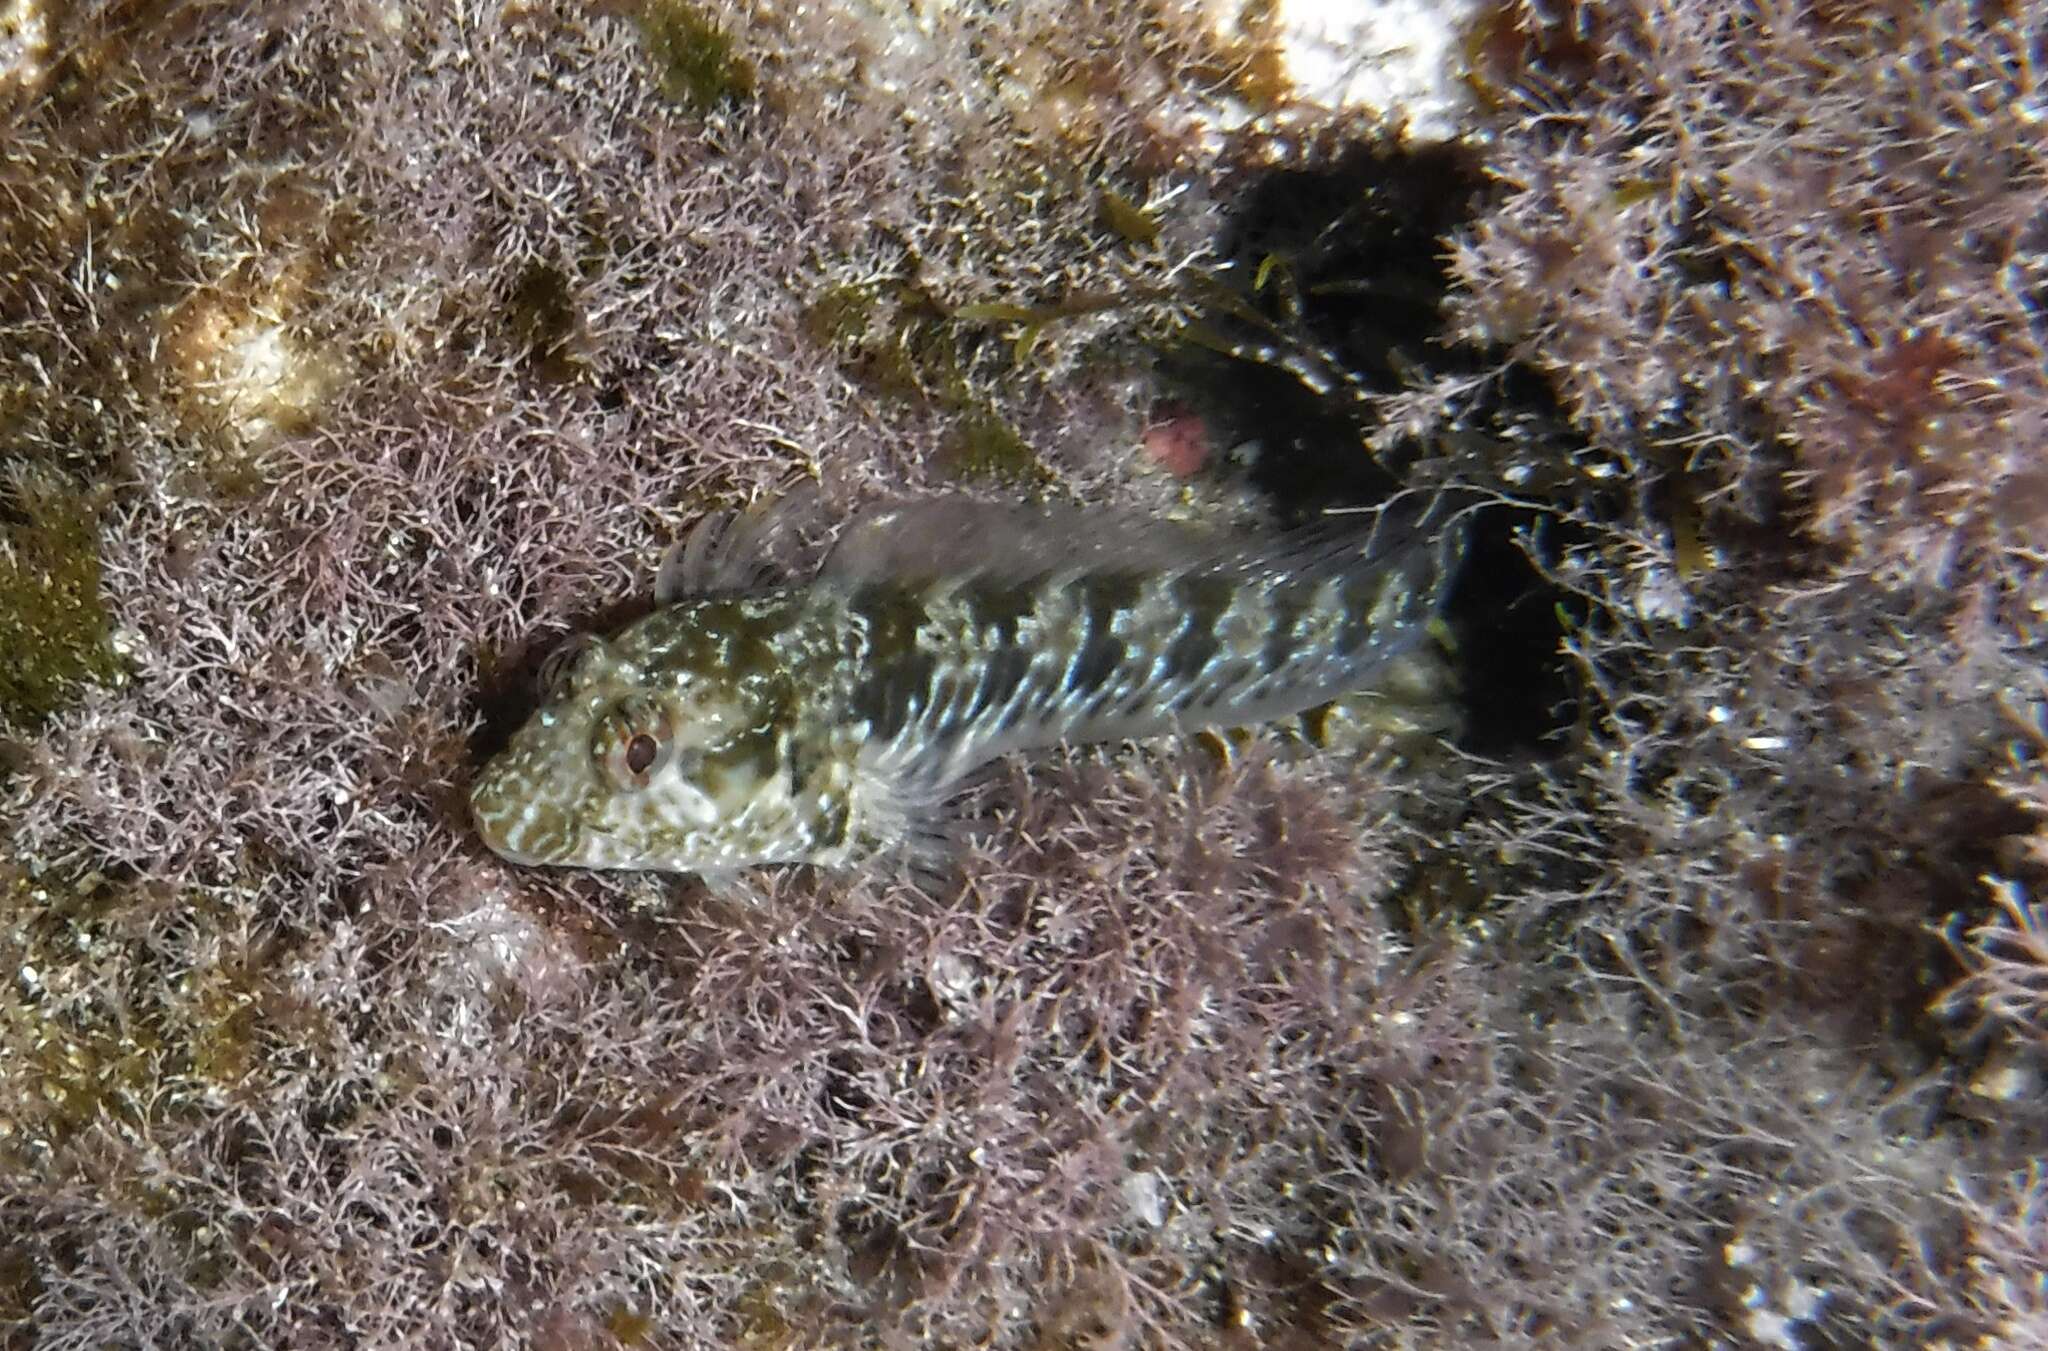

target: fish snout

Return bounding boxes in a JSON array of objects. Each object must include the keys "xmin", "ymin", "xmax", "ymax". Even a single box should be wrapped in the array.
[{"xmin": 470, "ymin": 767, "xmax": 547, "ymax": 865}]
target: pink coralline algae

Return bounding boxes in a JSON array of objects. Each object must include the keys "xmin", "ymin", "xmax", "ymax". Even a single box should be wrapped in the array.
[{"xmin": 1140, "ymin": 407, "xmax": 1212, "ymax": 478}]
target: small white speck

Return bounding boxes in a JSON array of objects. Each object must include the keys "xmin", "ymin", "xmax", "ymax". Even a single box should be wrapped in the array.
[
  {"xmin": 1971, "ymin": 1061, "xmax": 2034, "ymax": 1101},
  {"xmin": 1123, "ymin": 1170, "xmax": 1168, "ymax": 1228},
  {"xmin": 1633, "ymin": 565, "xmax": 1691, "ymax": 627},
  {"xmin": 1782, "ymin": 1281, "xmax": 1827, "ymax": 1321}
]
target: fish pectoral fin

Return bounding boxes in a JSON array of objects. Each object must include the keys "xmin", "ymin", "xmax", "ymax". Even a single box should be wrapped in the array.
[{"xmin": 898, "ymin": 813, "xmax": 977, "ymax": 887}]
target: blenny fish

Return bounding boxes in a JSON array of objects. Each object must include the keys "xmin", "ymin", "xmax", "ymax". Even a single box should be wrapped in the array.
[{"xmin": 470, "ymin": 496, "xmax": 1462, "ymax": 875}]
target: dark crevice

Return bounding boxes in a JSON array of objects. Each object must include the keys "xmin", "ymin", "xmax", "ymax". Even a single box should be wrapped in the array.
[{"xmin": 1163, "ymin": 143, "xmax": 1583, "ymax": 754}]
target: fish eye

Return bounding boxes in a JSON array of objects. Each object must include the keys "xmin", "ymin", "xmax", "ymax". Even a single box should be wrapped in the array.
[
  {"xmin": 593, "ymin": 694, "xmax": 686, "ymax": 790},
  {"xmin": 539, "ymin": 635, "xmax": 603, "ymax": 699}
]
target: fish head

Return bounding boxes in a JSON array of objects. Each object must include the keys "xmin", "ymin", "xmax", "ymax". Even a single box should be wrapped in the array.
[{"xmin": 470, "ymin": 617, "xmax": 795, "ymax": 872}]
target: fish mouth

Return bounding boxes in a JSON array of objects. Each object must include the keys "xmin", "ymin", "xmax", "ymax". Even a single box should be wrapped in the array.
[
  {"xmin": 470, "ymin": 773, "xmax": 630, "ymax": 869},
  {"xmin": 475, "ymin": 828, "xmax": 547, "ymax": 867},
  {"xmin": 471, "ymin": 803, "xmax": 540, "ymax": 865}
]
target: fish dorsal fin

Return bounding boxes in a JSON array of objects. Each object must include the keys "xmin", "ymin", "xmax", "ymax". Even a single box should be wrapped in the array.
[
  {"xmin": 820, "ymin": 494, "xmax": 1453, "ymax": 594},
  {"xmin": 656, "ymin": 485, "xmax": 828, "ymax": 602},
  {"xmin": 821, "ymin": 496, "xmax": 1260, "ymax": 589}
]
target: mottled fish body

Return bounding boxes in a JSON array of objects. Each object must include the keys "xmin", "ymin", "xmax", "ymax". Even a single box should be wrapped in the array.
[{"xmin": 470, "ymin": 498, "xmax": 1461, "ymax": 874}]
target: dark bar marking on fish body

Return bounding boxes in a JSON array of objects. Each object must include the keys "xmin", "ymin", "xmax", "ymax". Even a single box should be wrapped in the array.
[
  {"xmin": 846, "ymin": 583, "xmax": 936, "ymax": 741},
  {"xmin": 1162, "ymin": 574, "xmax": 1234, "ymax": 689},
  {"xmin": 956, "ymin": 580, "xmax": 1039, "ymax": 727},
  {"xmin": 1336, "ymin": 573, "xmax": 1401, "ymax": 656},
  {"xmin": 1261, "ymin": 584, "xmax": 1314, "ymax": 675},
  {"xmin": 1061, "ymin": 572, "xmax": 1137, "ymax": 703},
  {"xmin": 962, "ymin": 644, "xmax": 1030, "ymax": 730}
]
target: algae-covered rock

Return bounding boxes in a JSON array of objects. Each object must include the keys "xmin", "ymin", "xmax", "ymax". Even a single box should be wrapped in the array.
[{"xmin": 0, "ymin": 467, "xmax": 120, "ymax": 727}]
